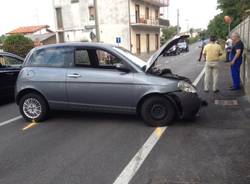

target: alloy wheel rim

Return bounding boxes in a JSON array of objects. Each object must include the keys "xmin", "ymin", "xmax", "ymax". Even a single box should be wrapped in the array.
[{"xmin": 23, "ymin": 98, "xmax": 42, "ymax": 119}]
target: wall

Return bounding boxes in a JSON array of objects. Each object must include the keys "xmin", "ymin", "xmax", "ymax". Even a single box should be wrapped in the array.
[
  {"xmin": 42, "ymin": 35, "xmax": 57, "ymax": 45},
  {"xmin": 131, "ymin": 27, "xmax": 160, "ymax": 53},
  {"xmin": 97, "ymin": 0, "xmax": 130, "ymax": 50},
  {"xmin": 130, "ymin": 0, "xmax": 159, "ymax": 23},
  {"xmin": 53, "ymin": 0, "xmax": 95, "ymax": 42},
  {"xmin": 130, "ymin": 0, "xmax": 160, "ymax": 54},
  {"xmin": 232, "ymin": 16, "xmax": 250, "ymax": 101}
]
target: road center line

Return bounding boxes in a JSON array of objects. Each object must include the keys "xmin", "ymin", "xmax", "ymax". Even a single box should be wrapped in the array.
[
  {"xmin": 113, "ymin": 68, "xmax": 205, "ymax": 184},
  {"xmin": 0, "ymin": 116, "xmax": 22, "ymax": 127},
  {"xmin": 193, "ymin": 67, "xmax": 205, "ymax": 86},
  {"xmin": 113, "ymin": 127, "xmax": 167, "ymax": 184},
  {"xmin": 22, "ymin": 121, "xmax": 37, "ymax": 131}
]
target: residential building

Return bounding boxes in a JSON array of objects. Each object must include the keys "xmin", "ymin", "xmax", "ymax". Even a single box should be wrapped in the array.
[
  {"xmin": 6, "ymin": 25, "xmax": 56, "ymax": 46},
  {"xmin": 53, "ymin": 0, "xmax": 96, "ymax": 43},
  {"xmin": 53, "ymin": 0, "xmax": 169, "ymax": 54}
]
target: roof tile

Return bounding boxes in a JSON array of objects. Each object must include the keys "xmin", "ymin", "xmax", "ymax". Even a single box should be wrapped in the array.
[{"xmin": 7, "ymin": 25, "xmax": 49, "ymax": 34}]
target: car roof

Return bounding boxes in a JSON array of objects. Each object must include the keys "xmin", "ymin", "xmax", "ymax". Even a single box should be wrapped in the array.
[
  {"xmin": 32, "ymin": 42, "xmax": 117, "ymax": 51},
  {"xmin": 0, "ymin": 52, "xmax": 24, "ymax": 61}
]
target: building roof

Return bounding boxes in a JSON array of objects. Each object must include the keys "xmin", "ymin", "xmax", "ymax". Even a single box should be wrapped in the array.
[
  {"xmin": 7, "ymin": 25, "xmax": 50, "ymax": 34},
  {"xmin": 26, "ymin": 33, "xmax": 56, "ymax": 42}
]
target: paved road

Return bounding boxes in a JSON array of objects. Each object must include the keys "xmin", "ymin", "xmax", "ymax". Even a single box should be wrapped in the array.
[{"xmin": 0, "ymin": 43, "xmax": 250, "ymax": 184}]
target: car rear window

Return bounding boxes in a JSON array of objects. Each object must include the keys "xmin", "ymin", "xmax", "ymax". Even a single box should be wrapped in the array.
[
  {"xmin": 28, "ymin": 47, "xmax": 73, "ymax": 67},
  {"xmin": 75, "ymin": 49, "xmax": 91, "ymax": 66}
]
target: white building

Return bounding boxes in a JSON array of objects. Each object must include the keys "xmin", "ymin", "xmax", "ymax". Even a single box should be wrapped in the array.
[{"xmin": 53, "ymin": 0, "xmax": 169, "ymax": 54}]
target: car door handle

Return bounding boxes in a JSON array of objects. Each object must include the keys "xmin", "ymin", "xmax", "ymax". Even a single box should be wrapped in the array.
[{"xmin": 68, "ymin": 73, "xmax": 81, "ymax": 78}]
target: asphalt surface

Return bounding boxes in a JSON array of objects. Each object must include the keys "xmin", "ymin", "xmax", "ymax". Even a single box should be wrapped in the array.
[{"xmin": 0, "ymin": 43, "xmax": 250, "ymax": 184}]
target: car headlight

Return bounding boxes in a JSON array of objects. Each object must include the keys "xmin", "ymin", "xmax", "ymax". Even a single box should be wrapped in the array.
[{"xmin": 178, "ymin": 81, "xmax": 197, "ymax": 93}]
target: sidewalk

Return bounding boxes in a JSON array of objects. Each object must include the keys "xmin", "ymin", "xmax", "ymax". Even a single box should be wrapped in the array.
[{"xmin": 197, "ymin": 61, "xmax": 250, "ymax": 128}]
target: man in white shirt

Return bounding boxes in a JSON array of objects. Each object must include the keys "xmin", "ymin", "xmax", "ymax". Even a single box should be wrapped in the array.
[{"xmin": 225, "ymin": 36, "xmax": 232, "ymax": 62}]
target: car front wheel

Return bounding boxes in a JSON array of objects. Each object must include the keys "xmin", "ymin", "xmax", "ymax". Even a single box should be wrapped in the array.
[
  {"xmin": 19, "ymin": 93, "xmax": 49, "ymax": 122},
  {"xmin": 140, "ymin": 96, "xmax": 175, "ymax": 127}
]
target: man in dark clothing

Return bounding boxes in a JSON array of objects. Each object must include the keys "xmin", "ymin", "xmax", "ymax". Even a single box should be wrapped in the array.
[
  {"xmin": 229, "ymin": 32, "xmax": 244, "ymax": 90},
  {"xmin": 198, "ymin": 38, "xmax": 206, "ymax": 61}
]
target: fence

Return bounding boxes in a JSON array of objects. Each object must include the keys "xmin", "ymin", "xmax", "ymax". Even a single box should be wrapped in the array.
[
  {"xmin": 232, "ymin": 16, "xmax": 250, "ymax": 51},
  {"xmin": 232, "ymin": 16, "xmax": 250, "ymax": 100}
]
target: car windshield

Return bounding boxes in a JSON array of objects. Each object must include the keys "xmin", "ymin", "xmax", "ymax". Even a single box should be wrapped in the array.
[{"xmin": 113, "ymin": 47, "xmax": 146, "ymax": 71}]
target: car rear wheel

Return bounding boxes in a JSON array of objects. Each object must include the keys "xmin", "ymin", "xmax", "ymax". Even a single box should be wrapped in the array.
[
  {"xmin": 140, "ymin": 96, "xmax": 175, "ymax": 127},
  {"xmin": 19, "ymin": 93, "xmax": 49, "ymax": 122}
]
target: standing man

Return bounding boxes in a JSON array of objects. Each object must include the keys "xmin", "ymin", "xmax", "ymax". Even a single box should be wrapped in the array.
[
  {"xmin": 203, "ymin": 35, "xmax": 223, "ymax": 93},
  {"xmin": 229, "ymin": 32, "xmax": 244, "ymax": 90},
  {"xmin": 225, "ymin": 36, "xmax": 233, "ymax": 62},
  {"xmin": 198, "ymin": 38, "xmax": 206, "ymax": 61}
]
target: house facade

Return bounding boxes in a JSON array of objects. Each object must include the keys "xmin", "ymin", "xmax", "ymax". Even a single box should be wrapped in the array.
[
  {"xmin": 6, "ymin": 25, "xmax": 56, "ymax": 46},
  {"xmin": 53, "ymin": 0, "xmax": 169, "ymax": 54}
]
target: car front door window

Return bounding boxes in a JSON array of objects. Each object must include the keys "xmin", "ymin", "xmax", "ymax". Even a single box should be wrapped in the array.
[
  {"xmin": 0, "ymin": 56, "xmax": 23, "ymax": 97},
  {"xmin": 96, "ymin": 49, "xmax": 122, "ymax": 68},
  {"xmin": 0, "ymin": 56, "xmax": 23, "ymax": 68}
]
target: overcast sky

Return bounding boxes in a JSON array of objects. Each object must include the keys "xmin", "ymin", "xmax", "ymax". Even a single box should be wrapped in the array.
[
  {"xmin": 167, "ymin": 0, "xmax": 220, "ymax": 32},
  {"xmin": 0, "ymin": 0, "xmax": 220, "ymax": 35}
]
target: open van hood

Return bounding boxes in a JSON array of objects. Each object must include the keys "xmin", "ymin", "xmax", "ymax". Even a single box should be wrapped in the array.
[{"xmin": 145, "ymin": 35, "xmax": 189, "ymax": 73}]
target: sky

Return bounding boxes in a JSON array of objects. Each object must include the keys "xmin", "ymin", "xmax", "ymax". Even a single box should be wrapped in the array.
[
  {"xmin": 167, "ymin": 0, "xmax": 220, "ymax": 32},
  {"xmin": 0, "ymin": 0, "xmax": 55, "ymax": 35},
  {"xmin": 0, "ymin": 0, "xmax": 220, "ymax": 35}
]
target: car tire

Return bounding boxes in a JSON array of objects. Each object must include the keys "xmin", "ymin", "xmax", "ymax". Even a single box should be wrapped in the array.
[
  {"xmin": 19, "ymin": 93, "xmax": 49, "ymax": 122},
  {"xmin": 140, "ymin": 96, "xmax": 175, "ymax": 127}
]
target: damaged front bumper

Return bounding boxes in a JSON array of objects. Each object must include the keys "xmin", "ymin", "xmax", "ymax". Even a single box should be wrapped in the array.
[{"xmin": 167, "ymin": 91, "xmax": 206, "ymax": 119}]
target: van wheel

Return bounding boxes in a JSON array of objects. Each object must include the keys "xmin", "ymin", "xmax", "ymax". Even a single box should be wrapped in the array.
[
  {"xmin": 140, "ymin": 96, "xmax": 175, "ymax": 127},
  {"xmin": 19, "ymin": 93, "xmax": 49, "ymax": 122}
]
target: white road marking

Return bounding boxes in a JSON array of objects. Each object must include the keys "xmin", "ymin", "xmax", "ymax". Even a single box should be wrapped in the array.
[
  {"xmin": 193, "ymin": 67, "xmax": 205, "ymax": 86},
  {"xmin": 113, "ymin": 127, "xmax": 167, "ymax": 184},
  {"xmin": 0, "ymin": 116, "xmax": 22, "ymax": 127},
  {"xmin": 113, "ymin": 68, "xmax": 206, "ymax": 184}
]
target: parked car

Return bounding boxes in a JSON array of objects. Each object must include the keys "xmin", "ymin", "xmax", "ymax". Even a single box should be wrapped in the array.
[
  {"xmin": 163, "ymin": 44, "xmax": 181, "ymax": 56},
  {"xmin": 0, "ymin": 52, "xmax": 24, "ymax": 99},
  {"xmin": 15, "ymin": 35, "xmax": 202, "ymax": 127},
  {"xmin": 178, "ymin": 39, "xmax": 189, "ymax": 52}
]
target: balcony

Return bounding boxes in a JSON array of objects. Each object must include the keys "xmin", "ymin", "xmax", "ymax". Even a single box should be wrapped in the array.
[
  {"xmin": 130, "ymin": 15, "xmax": 169, "ymax": 28},
  {"xmin": 137, "ymin": 0, "xmax": 169, "ymax": 7},
  {"xmin": 159, "ymin": 18, "xmax": 170, "ymax": 27}
]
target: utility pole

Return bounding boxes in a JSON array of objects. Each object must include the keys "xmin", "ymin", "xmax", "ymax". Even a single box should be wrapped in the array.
[
  {"xmin": 94, "ymin": 0, "xmax": 100, "ymax": 42},
  {"xmin": 185, "ymin": 19, "xmax": 189, "ymax": 34},
  {"xmin": 177, "ymin": 9, "xmax": 180, "ymax": 35}
]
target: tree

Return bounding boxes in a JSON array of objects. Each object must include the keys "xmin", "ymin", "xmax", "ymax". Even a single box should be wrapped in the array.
[
  {"xmin": 189, "ymin": 28, "xmax": 194, "ymax": 37},
  {"xmin": 199, "ymin": 30, "xmax": 209, "ymax": 39},
  {"xmin": 207, "ymin": 13, "xmax": 228, "ymax": 39},
  {"xmin": 162, "ymin": 26, "xmax": 181, "ymax": 42},
  {"xmin": 2, "ymin": 34, "xmax": 34, "ymax": 58},
  {"xmin": 217, "ymin": 0, "xmax": 250, "ymax": 26},
  {"xmin": 207, "ymin": 0, "xmax": 250, "ymax": 39},
  {"xmin": 0, "ymin": 35, "xmax": 6, "ymax": 44}
]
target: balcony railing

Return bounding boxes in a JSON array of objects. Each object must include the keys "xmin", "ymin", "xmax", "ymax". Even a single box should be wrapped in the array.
[
  {"xmin": 130, "ymin": 15, "xmax": 169, "ymax": 28},
  {"xmin": 138, "ymin": 0, "xmax": 169, "ymax": 7}
]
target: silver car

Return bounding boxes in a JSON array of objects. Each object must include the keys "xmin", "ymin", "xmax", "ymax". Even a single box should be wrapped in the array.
[{"xmin": 16, "ymin": 35, "xmax": 201, "ymax": 127}]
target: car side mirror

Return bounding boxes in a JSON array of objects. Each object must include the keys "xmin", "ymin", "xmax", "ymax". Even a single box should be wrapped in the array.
[{"xmin": 115, "ymin": 63, "xmax": 130, "ymax": 73}]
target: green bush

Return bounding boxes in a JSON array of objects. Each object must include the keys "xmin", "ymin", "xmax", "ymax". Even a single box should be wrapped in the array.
[
  {"xmin": 3, "ymin": 34, "xmax": 34, "ymax": 58},
  {"xmin": 0, "ymin": 35, "xmax": 6, "ymax": 43},
  {"xmin": 188, "ymin": 36, "xmax": 200, "ymax": 44}
]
